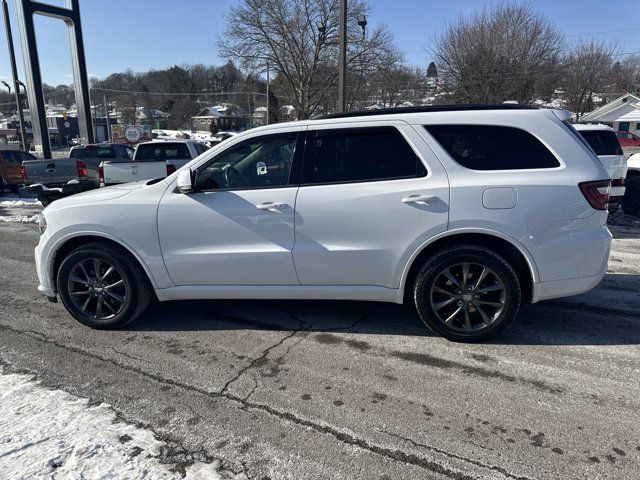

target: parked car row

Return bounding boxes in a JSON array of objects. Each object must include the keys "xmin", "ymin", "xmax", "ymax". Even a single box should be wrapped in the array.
[{"xmin": 19, "ymin": 139, "xmax": 207, "ymax": 205}]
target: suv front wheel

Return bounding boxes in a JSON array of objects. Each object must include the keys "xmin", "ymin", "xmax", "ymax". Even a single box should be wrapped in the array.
[
  {"xmin": 413, "ymin": 245, "xmax": 521, "ymax": 342},
  {"xmin": 57, "ymin": 242, "xmax": 152, "ymax": 329}
]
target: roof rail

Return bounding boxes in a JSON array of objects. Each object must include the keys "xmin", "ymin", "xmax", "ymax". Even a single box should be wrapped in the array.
[{"xmin": 320, "ymin": 104, "xmax": 537, "ymax": 120}]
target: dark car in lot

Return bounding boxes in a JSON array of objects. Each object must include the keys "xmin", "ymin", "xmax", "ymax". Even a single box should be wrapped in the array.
[{"xmin": 0, "ymin": 149, "xmax": 36, "ymax": 194}]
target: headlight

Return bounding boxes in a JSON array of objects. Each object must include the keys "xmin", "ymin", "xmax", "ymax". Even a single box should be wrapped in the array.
[{"xmin": 38, "ymin": 214, "xmax": 47, "ymax": 235}]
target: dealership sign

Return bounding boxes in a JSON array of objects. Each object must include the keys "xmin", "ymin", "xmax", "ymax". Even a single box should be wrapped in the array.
[{"xmin": 111, "ymin": 124, "xmax": 151, "ymax": 145}]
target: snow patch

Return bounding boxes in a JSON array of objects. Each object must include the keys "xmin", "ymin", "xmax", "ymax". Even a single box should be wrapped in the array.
[
  {"xmin": 0, "ymin": 214, "xmax": 40, "ymax": 223},
  {"xmin": 0, "ymin": 199, "xmax": 41, "ymax": 207},
  {"xmin": 0, "ymin": 370, "xmax": 221, "ymax": 479}
]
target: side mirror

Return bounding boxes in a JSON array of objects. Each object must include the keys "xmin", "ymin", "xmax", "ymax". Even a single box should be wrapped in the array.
[{"xmin": 176, "ymin": 168, "xmax": 194, "ymax": 193}]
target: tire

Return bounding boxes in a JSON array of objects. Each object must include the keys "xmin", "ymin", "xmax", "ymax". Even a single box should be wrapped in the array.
[
  {"xmin": 413, "ymin": 245, "xmax": 521, "ymax": 342},
  {"xmin": 621, "ymin": 176, "xmax": 640, "ymax": 217},
  {"xmin": 57, "ymin": 242, "xmax": 152, "ymax": 329}
]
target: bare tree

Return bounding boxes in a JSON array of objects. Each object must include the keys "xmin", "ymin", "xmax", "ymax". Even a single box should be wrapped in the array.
[
  {"xmin": 432, "ymin": 3, "xmax": 564, "ymax": 104},
  {"xmin": 562, "ymin": 39, "xmax": 618, "ymax": 119},
  {"xmin": 217, "ymin": 0, "xmax": 399, "ymax": 119},
  {"xmin": 609, "ymin": 54, "xmax": 640, "ymax": 95}
]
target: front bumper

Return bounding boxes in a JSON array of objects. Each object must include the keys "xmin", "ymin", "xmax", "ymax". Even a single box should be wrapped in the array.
[{"xmin": 35, "ymin": 241, "xmax": 56, "ymax": 299}]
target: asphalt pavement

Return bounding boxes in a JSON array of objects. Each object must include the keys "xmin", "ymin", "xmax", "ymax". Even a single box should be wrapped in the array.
[{"xmin": 0, "ymin": 199, "xmax": 639, "ymax": 479}]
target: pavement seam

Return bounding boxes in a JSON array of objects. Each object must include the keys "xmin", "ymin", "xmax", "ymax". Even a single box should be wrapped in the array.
[
  {"xmin": 0, "ymin": 322, "xmax": 516, "ymax": 480},
  {"xmin": 380, "ymin": 429, "xmax": 535, "ymax": 480}
]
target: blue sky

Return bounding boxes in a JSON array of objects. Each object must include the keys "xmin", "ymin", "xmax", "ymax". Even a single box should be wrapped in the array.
[{"xmin": 0, "ymin": 0, "xmax": 638, "ymax": 87}]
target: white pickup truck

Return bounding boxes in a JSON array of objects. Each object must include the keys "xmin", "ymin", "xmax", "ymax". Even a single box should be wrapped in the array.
[{"xmin": 99, "ymin": 140, "xmax": 207, "ymax": 186}]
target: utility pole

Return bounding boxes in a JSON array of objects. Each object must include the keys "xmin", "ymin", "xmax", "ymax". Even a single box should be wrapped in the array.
[
  {"xmin": 338, "ymin": 0, "xmax": 347, "ymax": 112},
  {"xmin": 2, "ymin": 0, "xmax": 28, "ymax": 151},
  {"xmin": 265, "ymin": 60, "xmax": 270, "ymax": 125},
  {"xmin": 103, "ymin": 93, "xmax": 110, "ymax": 142}
]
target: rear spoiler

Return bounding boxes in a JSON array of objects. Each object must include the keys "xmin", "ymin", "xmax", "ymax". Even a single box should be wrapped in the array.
[{"xmin": 552, "ymin": 109, "xmax": 573, "ymax": 122}]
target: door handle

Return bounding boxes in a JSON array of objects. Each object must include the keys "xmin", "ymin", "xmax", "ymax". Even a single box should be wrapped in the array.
[
  {"xmin": 402, "ymin": 194, "xmax": 436, "ymax": 205},
  {"xmin": 256, "ymin": 202, "xmax": 286, "ymax": 211}
]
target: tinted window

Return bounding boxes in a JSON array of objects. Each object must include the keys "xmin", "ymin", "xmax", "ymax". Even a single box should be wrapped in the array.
[
  {"xmin": 425, "ymin": 125, "xmax": 560, "ymax": 170},
  {"xmin": 136, "ymin": 143, "xmax": 191, "ymax": 162},
  {"xmin": 196, "ymin": 132, "xmax": 298, "ymax": 191},
  {"xmin": 303, "ymin": 127, "xmax": 426, "ymax": 184},
  {"xmin": 70, "ymin": 146, "xmax": 115, "ymax": 159},
  {"xmin": 579, "ymin": 130, "xmax": 623, "ymax": 156}
]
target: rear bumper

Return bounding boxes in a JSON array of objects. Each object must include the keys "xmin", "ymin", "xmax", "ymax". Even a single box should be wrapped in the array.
[{"xmin": 532, "ymin": 270, "xmax": 606, "ymax": 303}]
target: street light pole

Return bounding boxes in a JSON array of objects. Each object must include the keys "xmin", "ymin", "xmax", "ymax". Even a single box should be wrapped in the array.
[
  {"xmin": 265, "ymin": 60, "xmax": 270, "ymax": 125},
  {"xmin": 2, "ymin": 0, "xmax": 28, "ymax": 151},
  {"xmin": 338, "ymin": 0, "xmax": 347, "ymax": 112}
]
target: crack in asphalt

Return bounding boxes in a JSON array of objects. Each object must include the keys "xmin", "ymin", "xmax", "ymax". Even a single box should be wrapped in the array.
[
  {"xmin": 219, "ymin": 328, "xmax": 301, "ymax": 396},
  {"xmin": 380, "ymin": 430, "xmax": 535, "ymax": 480},
  {"xmin": 0, "ymin": 322, "xmax": 521, "ymax": 479}
]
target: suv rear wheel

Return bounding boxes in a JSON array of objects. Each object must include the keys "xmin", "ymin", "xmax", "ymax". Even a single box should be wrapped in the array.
[
  {"xmin": 413, "ymin": 245, "xmax": 521, "ymax": 342},
  {"xmin": 57, "ymin": 242, "xmax": 152, "ymax": 329}
]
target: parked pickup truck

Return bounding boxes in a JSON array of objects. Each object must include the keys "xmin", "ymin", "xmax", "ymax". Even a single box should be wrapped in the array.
[
  {"xmin": 0, "ymin": 149, "xmax": 36, "ymax": 195},
  {"xmin": 23, "ymin": 143, "xmax": 133, "ymax": 205},
  {"xmin": 99, "ymin": 140, "xmax": 206, "ymax": 186}
]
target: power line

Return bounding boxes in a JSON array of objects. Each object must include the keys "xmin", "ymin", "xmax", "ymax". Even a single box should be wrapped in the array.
[{"xmin": 567, "ymin": 27, "xmax": 640, "ymax": 37}]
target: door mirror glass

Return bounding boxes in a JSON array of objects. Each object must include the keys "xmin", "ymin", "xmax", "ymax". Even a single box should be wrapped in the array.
[{"xmin": 176, "ymin": 168, "xmax": 194, "ymax": 193}]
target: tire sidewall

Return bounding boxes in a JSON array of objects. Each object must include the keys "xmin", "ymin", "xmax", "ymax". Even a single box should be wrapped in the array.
[
  {"xmin": 621, "ymin": 177, "xmax": 640, "ymax": 217},
  {"xmin": 414, "ymin": 249, "xmax": 521, "ymax": 342},
  {"xmin": 57, "ymin": 246, "xmax": 139, "ymax": 329}
]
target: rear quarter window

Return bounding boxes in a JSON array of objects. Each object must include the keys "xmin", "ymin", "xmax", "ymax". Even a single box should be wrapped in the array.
[
  {"xmin": 578, "ymin": 130, "xmax": 623, "ymax": 156},
  {"xmin": 425, "ymin": 125, "xmax": 560, "ymax": 170}
]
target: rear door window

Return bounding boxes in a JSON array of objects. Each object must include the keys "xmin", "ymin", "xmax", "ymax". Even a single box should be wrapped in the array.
[
  {"xmin": 425, "ymin": 125, "xmax": 560, "ymax": 170},
  {"xmin": 302, "ymin": 126, "xmax": 426, "ymax": 184},
  {"xmin": 578, "ymin": 130, "xmax": 623, "ymax": 156}
]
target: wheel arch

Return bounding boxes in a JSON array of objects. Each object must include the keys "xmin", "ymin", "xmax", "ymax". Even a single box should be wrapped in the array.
[
  {"xmin": 50, "ymin": 233, "xmax": 158, "ymax": 293},
  {"xmin": 400, "ymin": 229, "xmax": 538, "ymax": 304}
]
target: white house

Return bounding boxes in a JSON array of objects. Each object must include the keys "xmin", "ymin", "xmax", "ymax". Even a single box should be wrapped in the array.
[{"xmin": 580, "ymin": 93, "xmax": 640, "ymax": 135}]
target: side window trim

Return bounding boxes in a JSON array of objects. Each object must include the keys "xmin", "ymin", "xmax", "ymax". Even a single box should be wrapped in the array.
[
  {"xmin": 300, "ymin": 126, "xmax": 427, "ymax": 186},
  {"xmin": 194, "ymin": 130, "xmax": 306, "ymax": 193}
]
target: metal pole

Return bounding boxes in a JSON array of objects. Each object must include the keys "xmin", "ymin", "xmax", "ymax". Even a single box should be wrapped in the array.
[
  {"xmin": 338, "ymin": 0, "xmax": 347, "ymax": 112},
  {"xmin": 2, "ymin": 0, "xmax": 27, "ymax": 151},
  {"xmin": 104, "ymin": 93, "xmax": 110, "ymax": 142},
  {"xmin": 265, "ymin": 60, "xmax": 270, "ymax": 125}
]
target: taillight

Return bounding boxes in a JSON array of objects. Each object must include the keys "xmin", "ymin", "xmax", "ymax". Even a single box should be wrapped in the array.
[
  {"xmin": 77, "ymin": 160, "xmax": 88, "ymax": 178},
  {"xmin": 20, "ymin": 164, "xmax": 26, "ymax": 183},
  {"xmin": 99, "ymin": 165, "xmax": 104, "ymax": 184},
  {"xmin": 579, "ymin": 180, "xmax": 611, "ymax": 211},
  {"xmin": 166, "ymin": 163, "xmax": 176, "ymax": 176}
]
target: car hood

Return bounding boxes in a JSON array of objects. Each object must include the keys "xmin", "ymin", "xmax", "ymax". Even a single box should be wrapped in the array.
[{"xmin": 43, "ymin": 183, "xmax": 145, "ymax": 212}]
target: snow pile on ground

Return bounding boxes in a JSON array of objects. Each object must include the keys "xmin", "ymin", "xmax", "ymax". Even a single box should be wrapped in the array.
[
  {"xmin": 0, "ymin": 371, "xmax": 221, "ymax": 479},
  {"xmin": 0, "ymin": 198, "xmax": 41, "ymax": 207},
  {"xmin": 0, "ymin": 214, "xmax": 40, "ymax": 224}
]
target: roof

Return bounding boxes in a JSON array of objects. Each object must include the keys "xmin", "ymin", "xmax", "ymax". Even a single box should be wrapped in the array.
[
  {"xmin": 580, "ymin": 93, "xmax": 640, "ymax": 123},
  {"xmin": 320, "ymin": 104, "xmax": 537, "ymax": 120}
]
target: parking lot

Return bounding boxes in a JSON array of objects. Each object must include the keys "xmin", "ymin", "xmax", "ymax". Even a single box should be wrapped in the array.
[{"xmin": 0, "ymin": 195, "xmax": 639, "ymax": 479}]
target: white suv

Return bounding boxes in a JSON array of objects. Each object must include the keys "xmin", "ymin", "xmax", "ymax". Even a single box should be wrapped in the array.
[{"xmin": 35, "ymin": 105, "xmax": 612, "ymax": 341}]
